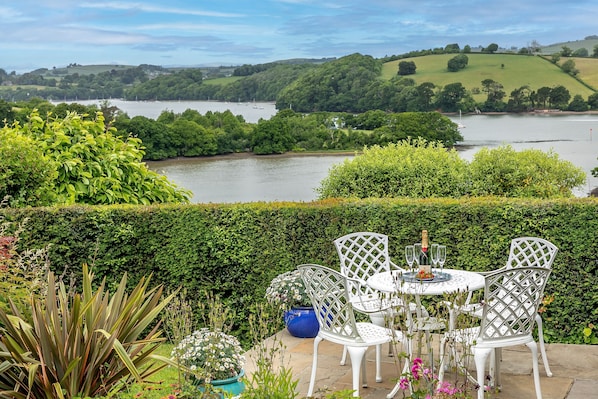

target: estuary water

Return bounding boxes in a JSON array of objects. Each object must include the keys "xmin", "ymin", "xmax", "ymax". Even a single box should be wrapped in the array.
[
  {"xmin": 68, "ymin": 99, "xmax": 277, "ymax": 123},
  {"xmin": 77, "ymin": 100, "xmax": 598, "ymax": 202}
]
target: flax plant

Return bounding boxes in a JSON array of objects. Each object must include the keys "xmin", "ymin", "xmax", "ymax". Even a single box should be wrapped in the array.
[{"xmin": 0, "ymin": 263, "xmax": 177, "ymax": 399}]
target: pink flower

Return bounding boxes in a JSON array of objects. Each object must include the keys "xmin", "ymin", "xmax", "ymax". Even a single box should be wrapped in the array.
[{"xmin": 399, "ymin": 377, "xmax": 410, "ymax": 390}]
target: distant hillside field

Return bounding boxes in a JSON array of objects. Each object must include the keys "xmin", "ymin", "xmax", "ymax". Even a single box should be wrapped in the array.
[
  {"xmin": 540, "ymin": 38, "xmax": 598, "ymax": 55},
  {"xmin": 382, "ymin": 54, "xmax": 595, "ymax": 101},
  {"xmin": 571, "ymin": 57, "xmax": 598, "ymax": 89}
]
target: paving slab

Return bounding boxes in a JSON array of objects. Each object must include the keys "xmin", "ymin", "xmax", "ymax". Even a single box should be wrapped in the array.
[{"xmin": 243, "ymin": 330, "xmax": 598, "ymax": 399}]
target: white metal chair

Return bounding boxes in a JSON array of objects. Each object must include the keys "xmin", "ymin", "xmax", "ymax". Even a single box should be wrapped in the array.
[
  {"xmin": 334, "ymin": 232, "xmax": 441, "ymax": 364},
  {"xmin": 451, "ymin": 237, "xmax": 558, "ymax": 377},
  {"xmin": 439, "ymin": 266, "xmax": 552, "ymax": 399},
  {"xmin": 298, "ymin": 263, "xmax": 406, "ymax": 398}
]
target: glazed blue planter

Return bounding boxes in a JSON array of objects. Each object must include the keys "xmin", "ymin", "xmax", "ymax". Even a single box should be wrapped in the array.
[{"xmin": 284, "ymin": 306, "xmax": 319, "ymax": 338}]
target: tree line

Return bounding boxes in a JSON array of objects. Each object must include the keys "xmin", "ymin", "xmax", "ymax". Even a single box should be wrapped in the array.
[
  {"xmin": 0, "ymin": 98, "xmax": 462, "ymax": 161},
  {"xmin": 3, "ymin": 48, "xmax": 597, "ymax": 113}
]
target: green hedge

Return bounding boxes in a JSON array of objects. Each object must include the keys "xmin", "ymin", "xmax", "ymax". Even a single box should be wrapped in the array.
[{"xmin": 2, "ymin": 197, "xmax": 597, "ymax": 345}]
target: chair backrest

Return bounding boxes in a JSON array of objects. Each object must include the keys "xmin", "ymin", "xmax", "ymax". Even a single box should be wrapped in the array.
[
  {"xmin": 506, "ymin": 237, "xmax": 558, "ymax": 270},
  {"xmin": 298, "ymin": 264, "xmax": 362, "ymax": 342},
  {"xmin": 334, "ymin": 232, "xmax": 395, "ymax": 292},
  {"xmin": 479, "ymin": 266, "xmax": 551, "ymax": 342}
]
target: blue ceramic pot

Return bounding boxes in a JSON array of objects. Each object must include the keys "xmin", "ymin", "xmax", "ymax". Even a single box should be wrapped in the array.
[{"xmin": 284, "ymin": 306, "xmax": 319, "ymax": 338}]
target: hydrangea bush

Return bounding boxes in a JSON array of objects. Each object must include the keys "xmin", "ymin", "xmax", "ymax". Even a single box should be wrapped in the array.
[
  {"xmin": 171, "ymin": 328, "xmax": 245, "ymax": 382},
  {"xmin": 265, "ymin": 269, "xmax": 311, "ymax": 310}
]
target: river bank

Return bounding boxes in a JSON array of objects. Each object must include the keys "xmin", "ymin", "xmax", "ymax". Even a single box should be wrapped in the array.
[{"xmin": 145, "ymin": 150, "xmax": 358, "ymax": 167}]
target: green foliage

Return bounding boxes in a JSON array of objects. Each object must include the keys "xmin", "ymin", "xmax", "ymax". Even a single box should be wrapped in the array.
[
  {"xmin": 0, "ymin": 263, "xmax": 176, "ymax": 398},
  {"xmin": 483, "ymin": 43, "xmax": 499, "ymax": 54},
  {"xmin": 240, "ymin": 303, "xmax": 299, "ymax": 399},
  {"xmin": 447, "ymin": 54, "xmax": 469, "ymax": 72},
  {"xmin": 1, "ymin": 197, "xmax": 597, "ymax": 347},
  {"xmin": 567, "ymin": 94, "xmax": 588, "ymax": 111},
  {"xmin": 572, "ymin": 47, "xmax": 589, "ymax": 57},
  {"xmin": 582, "ymin": 323, "xmax": 598, "ymax": 344},
  {"xmin": 548, "ymin": 85, "xmax": 571, "ymax": 108},
  {"xmin": 2, "ymin": 110, "xmax": 191, "ymax": 205},
  {"xmin": 469, "ymin": 145, "xmax": 586, "ymax": 198},
  {"xmin": 381, "ymin": 54, "xmax": 595, "ymax": 106},
  {"xmin": 436, "ymin": 83, "xmax": 469, "ymax": 112},
  {"xmin": 0, "ymin": 99, "xmax": 15, "ymax": 124},
  {"xmin": 0, "ymin": 218, "xmax": 49, "ymax": 317},
  {"xmin": 248, "ymin": 110, "xmax": 462, "ymax": 155},
  {"xmin": 317, "ymin": 139, "xmax": 469, "ymax": 199},
  {"xmin": 251, "ymin": 117, "xmax": 294, "ymax": 154},
  {"xmin": 276, "ymin": 53, "xmax": 383, "ymax": 112},
  {"xmin": 398, "ymin": 60, "xmax": 417, "ymax": 75},
  {"xmin": 0, "ymin": 124, "xmax": 58, "ymax": 207},
  {"xmin": 318, "ymin": 142, "xmax": 586, "ymax": 200},
  {"xmin": 127, "ymin": 69, "xmax": 204, "ymax": 101},
  {"xmin": 561, "ymin": 59, "xmax": 578, "ymax": 76}
]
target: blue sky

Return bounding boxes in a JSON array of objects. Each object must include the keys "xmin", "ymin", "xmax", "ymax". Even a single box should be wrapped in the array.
[{"xmin": 1, "ymin": 0, "xmax": 597, "ymax": 73}]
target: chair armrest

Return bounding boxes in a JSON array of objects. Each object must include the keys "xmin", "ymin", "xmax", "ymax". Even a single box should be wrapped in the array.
[{"xmin": 389, "ymin": 260, "xmax": 406, "ymax": 272}]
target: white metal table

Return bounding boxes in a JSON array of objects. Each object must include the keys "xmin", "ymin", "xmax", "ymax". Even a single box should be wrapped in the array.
[
  {"xmin": 368, "ymin": 269, "xmax": 485, "ymax": 297},
  {"xmin": 367, "ymin": 269, "xmax": 485, "ymax": 399}
]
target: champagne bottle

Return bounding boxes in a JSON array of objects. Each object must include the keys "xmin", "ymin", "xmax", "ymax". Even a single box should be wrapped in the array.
[
  {"xmin": 419, "ymin": 230, "xmax": 429, "ymax": 265},
  {"xmin": 419, "ymin": 230, "xmax": 431, "ymax": 275}
]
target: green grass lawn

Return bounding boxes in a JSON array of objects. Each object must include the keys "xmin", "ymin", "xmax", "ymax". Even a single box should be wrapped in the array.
[
  {"xmin": 382, "ymin": 53, "xmax": 596, "ymax": 102},
  {"xmin": 572, "ymin": 57, "xmax": 598, "ymax": 89},
  {"xmin": 202, "ymin": 76, "xmax": 243, "ymax": 86},
  {"xmin": 110, "ymin": 343, "xmax": 181, "ymax": 399}
]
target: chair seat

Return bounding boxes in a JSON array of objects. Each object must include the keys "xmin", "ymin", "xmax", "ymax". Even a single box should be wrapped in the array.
[
  {"xmin": 350, "ymin": 293, "xmax": 399, "ymax": 314},
  {"xmin": 448, "ymin": 326, "xmax": 538, "ymax": 348},
  {"xmin": 320, "ymin": 322, "xmax": 404, "ymax": 347}
]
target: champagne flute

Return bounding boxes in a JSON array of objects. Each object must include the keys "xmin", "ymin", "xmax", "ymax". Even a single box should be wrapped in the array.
[
  {"xmin": 437, "ymin": 245, "xmax": 447, "ymax": 274},
  {"xmin": 431, "ymin": 243, "xmax": 439, "ymax": 270},
  {"xmin": 413, "ymin": 243, "xmax": 422, "ymax": 270},
  {"xmin": 405, "ymin": 245, "xmax": 415, "ymax": 270}
]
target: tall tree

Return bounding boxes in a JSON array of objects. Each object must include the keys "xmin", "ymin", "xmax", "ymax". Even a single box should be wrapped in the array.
[
  {"xmin": 436, "ymin": 83, "xmax": 467, "ymax": 112},
  {"xmin": 549, "ymin": 86, "xmax": 571, "ymax": 109}
]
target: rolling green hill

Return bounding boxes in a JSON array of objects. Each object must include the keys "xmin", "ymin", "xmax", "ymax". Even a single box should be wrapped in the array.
[
  {"xmin": 540, "ymin": 38, "xmax": 598, "ymax": 55},
  {"xmin": 382, "ymin": 53, "xmax": 596, "ymax": 102}
]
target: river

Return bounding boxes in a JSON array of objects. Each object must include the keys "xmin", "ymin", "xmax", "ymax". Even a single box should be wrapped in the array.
[
  {"xmin": 66, "ymin": 99, "xmax": 277, "ymax": 123},
  {"xmin": 78, "ymin": 100, "xmax": 598, "ymax": 202}
]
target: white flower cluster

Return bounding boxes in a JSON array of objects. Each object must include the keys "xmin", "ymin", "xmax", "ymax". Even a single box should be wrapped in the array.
[
  {"xmin": 265, "ymin": 269, "xmax": 311, "ymax": 309},
  {"xmin": 171, "ymin": 328, "xmax": 245, "ymax": 381}
]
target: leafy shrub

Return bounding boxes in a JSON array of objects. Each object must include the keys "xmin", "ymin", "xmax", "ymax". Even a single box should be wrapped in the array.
[
  {"xmin": 317, "ymin": 138, "xmax": 469, "ymax": 199},
  {"xmin": 0, "ymin": 126, "xmax": 58, "ymax": 207},
  {"xmin": 1, "ymin": 110, "xmax": 191, "ymax": 206},
  {"xmin": 469, "ymin": 145, "xmax": 586, "ymax": 198},
  {"xmin": 317, "ymin": 141, "xmax": 586, "ymax": 200}
]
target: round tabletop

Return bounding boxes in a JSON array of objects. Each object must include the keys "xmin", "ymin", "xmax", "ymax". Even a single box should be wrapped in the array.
[{"xmin": 367, "ymin": 269, "xmax": 485, "ymax": 296}]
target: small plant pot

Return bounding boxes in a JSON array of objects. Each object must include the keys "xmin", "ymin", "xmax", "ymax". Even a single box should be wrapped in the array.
[{"xmin": 196, "ymin": 369, "xmax": 246, "ymax": 398}]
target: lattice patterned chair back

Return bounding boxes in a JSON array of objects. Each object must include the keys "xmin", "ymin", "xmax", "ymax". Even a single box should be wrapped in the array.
[
  {"xmin": 506, "ymin": 237, "xmax": 558, "ymax": 270},
  {"xmin": 479, "ymin": 266, "xmax": 551, "ymax": 343},
  {"xmin": 334, "ymin": 232, "xmax": 395, "ymax": 299},
  {"xmin": 298, "ymin": 263, "xmax": 361, "ymax": 342}
]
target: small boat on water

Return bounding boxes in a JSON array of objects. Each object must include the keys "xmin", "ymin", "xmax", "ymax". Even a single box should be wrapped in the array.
[{"xmin": 458, "ymin": 110, "xmax": 465, "ymax": 128}]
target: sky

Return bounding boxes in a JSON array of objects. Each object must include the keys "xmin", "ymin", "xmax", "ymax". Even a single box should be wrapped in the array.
[{"xmin": 2, "ymin": 0, "xmax": 597, "ymax": 73}]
